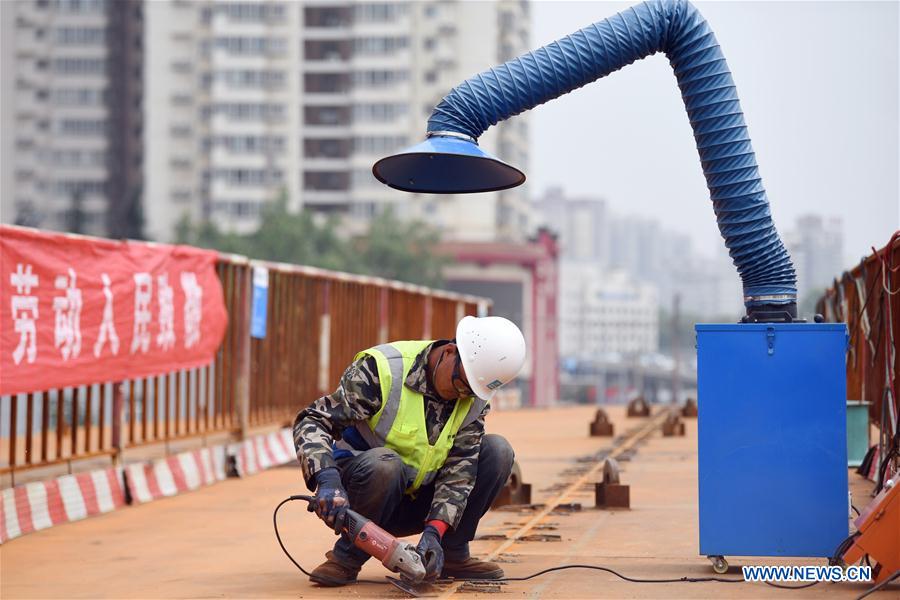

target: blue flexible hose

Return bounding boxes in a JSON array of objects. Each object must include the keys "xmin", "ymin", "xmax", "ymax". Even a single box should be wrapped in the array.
[{"xmin": 427, "ymin": 0, "xmax": 796, "ymax": 308}]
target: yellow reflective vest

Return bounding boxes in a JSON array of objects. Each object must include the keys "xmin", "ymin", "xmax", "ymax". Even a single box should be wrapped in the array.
[{"xmin": 354, "ymin": 340, "xmax": 484, "ymax": 493}]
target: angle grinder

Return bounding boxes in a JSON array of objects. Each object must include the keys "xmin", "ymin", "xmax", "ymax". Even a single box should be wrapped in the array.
[{"xmin": 293, "ymin": 495, "xmax": 428, "ymax": 594}]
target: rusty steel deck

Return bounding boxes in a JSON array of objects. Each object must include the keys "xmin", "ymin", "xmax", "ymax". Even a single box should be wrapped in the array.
[{"xmin": 0, "ymin": 405, "xmax": 885, "ymax": 599}]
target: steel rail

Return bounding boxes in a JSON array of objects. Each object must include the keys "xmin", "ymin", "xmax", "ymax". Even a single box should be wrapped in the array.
[{"xmin": 435, "ymin": 408, "xmax": 670, "ymax": 599}]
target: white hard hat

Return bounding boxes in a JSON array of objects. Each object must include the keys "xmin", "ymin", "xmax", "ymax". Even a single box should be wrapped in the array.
[{"xmin": 455, "ymin": 316, "xmax": 526, "ymax": 400}]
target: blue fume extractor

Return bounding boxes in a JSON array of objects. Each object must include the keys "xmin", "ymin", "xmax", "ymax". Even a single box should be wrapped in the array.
[{"xmin": 372, "ymin": 0, "xmax": 849, "ymax": 569}]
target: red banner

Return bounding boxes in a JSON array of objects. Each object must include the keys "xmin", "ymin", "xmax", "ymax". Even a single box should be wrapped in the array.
[{"xmin": 0, "ymin": 226, "xmax": 228, "ymax": 396}]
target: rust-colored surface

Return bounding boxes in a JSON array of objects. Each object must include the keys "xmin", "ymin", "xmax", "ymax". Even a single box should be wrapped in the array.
[
  {"xmin": 0, "ymin": 405, "xmax": 884, "ymax": 599},
  {"xmin": 817, "ymin": 233, "xmax": 899, "ymax": 467}
]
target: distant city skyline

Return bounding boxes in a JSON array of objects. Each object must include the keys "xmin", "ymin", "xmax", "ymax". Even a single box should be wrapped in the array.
[
  {"xmin": 535, "ymin": 186, "xmax": 845, "ymax": 316},
  {"xmin": 534, "ymin": 187, "xmax": 745, "ymax": 318},
  {"xmin": 529, "ymin": 1, "xmax": 898, "ymax": 268}
]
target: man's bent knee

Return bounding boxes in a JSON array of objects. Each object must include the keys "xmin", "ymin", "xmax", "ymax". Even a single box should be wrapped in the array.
[
  {"xmin": 343, "ymin": 447, "xmax": 405, "ymax": 489},
  {"xmin": 479, "ymin": 434, "xmax": 515, "ymax": 480}
]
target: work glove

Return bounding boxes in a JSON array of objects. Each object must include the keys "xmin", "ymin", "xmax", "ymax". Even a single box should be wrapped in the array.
[
  {"xmin": 311, "ymin": 467, "xmax": 349, "ymax": 534},
  {"xmin": 416, "ymin": 525, "xmax": 445, "ymax": 582}
]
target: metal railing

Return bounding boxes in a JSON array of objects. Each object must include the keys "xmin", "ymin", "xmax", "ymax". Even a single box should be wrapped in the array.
[
  {"xmin": 245, "ymin": 260, "xmax": 485, "ymax": 426},
  {"xmin": 817, "ymin": 231, "xmax": 899, "ymax": 489},
  {"xmin": 1, "ymin": 252, "xmax": 488, "ymax": 485}
]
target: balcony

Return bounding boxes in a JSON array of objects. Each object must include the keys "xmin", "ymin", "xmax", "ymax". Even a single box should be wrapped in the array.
[{"xmin": 304, "ymin": 6, "xmax": 351, "ymax": 29}]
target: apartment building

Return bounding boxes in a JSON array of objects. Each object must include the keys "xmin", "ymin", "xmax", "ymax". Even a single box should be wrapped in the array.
[
  {"xmin": 1, "ymin": 0, "xmax": 143, "ymax": 238},
  {"xmin": 784, "ymin": 214, "xmax": 845, "ymax": 302},
  {"xmin": 144, "ymin": 1, "xmax": 302, "ymax": 238},
  {"xmin": 144, "ymin": 0, "xmax": 531, "ymax": 242},
  {"xmin": 559, "ymin": 264, "xmax": 659, "ymax": 358}
]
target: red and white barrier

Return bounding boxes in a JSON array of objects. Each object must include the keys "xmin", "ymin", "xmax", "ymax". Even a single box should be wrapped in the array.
[
  {"xmin": 0, "ymin": 467, "xmax": 126, "ymax": 544},
  {"xmin": 232, "ymin": 428, "xmax": 295, "ymax": 477},
  {"xmin": 125, "ymin": 446, "xmax": 227, "ymax": 504},
  {"xmin": 0, "ymin": 430, "xmax": 296, "ymax": 542}
]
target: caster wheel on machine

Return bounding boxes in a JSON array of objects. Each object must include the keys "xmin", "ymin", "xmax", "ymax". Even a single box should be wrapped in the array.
[{"xmin": 708, "ymin": 555, "xmax": 729, "ymax": 574}]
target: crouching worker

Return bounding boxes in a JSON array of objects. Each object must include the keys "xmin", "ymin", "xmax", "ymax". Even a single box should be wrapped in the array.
[{"xmin": 292, "ymin": 316, "xmax": 527, "ymax": 585}]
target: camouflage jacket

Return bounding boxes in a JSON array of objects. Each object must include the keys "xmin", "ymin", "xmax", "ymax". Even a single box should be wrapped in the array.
[{"xmin": 292, "ymin": 341, "xmax": 488, "ymax": 529}]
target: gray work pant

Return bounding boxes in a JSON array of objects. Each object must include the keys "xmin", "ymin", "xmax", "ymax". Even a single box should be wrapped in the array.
[{"xmin": 331, "ymin": 433, "xmax": 514, "ymax": 567}]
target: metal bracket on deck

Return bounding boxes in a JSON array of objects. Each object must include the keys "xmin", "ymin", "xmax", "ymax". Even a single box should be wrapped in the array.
[
  {"xmin": 589, "ymin": 408, "xmax": 614, "ymax": 437},
  {"xmin": 595, "ymin": 458, "xmax": 630, "ymax": 509}
]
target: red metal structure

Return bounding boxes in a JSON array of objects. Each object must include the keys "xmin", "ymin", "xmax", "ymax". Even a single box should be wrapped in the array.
[
  {"xmin": 439, "ymin": 229, "xmax": 559, "ymax": 407},
  {"xmin": 817, "ymin": 232, "xmax": 900, "ymax": 491}
]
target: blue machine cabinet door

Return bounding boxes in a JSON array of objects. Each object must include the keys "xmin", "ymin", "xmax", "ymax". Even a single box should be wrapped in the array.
[{"xmin": 697, "ymin": 323, "xmax": 848, "ymax": 557}]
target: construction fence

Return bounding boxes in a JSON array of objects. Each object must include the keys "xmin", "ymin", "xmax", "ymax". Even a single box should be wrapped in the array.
[
  {"xmin": 0, "ymin": 227, "xmax": 489, "ymax": 486},
  {"xmin": 817, "ymin": 231, "xmax": 899, "ymax": 490}
]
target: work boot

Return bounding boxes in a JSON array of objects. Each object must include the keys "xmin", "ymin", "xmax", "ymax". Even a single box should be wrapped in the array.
[
  {"xmin": 309, "ymin": 551, "xmax": 361, "ymax": 587},
  {"xmin": 441, "ymin": 556, "xmax": 505, "ymax": 580}
]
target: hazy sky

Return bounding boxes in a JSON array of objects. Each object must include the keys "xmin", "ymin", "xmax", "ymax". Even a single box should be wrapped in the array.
[{"xmin": 528, "ymin": 1, "xmax": 899, "ymax": 263}]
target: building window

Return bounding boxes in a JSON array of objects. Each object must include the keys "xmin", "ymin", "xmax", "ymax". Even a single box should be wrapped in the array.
[
  {"xmin": 304, "ymin": 105, "xmax": 349, "ymax": 126},
  {"xmin": 352, "ymin": 103, "xmax": 408, "ymax": 123},
  {"xmin": 304, "ymin": 73, "xmax": 350, "ymax": 94},
  {"xmin": 304, "ymin": 138, "xmax": 350, "ymax": 158},
  {"xmin": 212, "ymin": 36, "xmax": 286, "ymax": 56},
  {"xmin": 352, "ymin": 70, "xmax": 409, "ymax": 89},
  {"xmin": 56, "ymin": 27, "xmax": 106, "ymax": 45},
  {"xmin": 209, "ymin": 69, "xmax": 285, "ymax": 90},
  {"xmin": 215, "ymin": 3, "xmax": 285, "ymax": 23},
  {"xmin": 207, "ymin": 135, "xmax": 285, "ymax": 154},
  {"xmin": 53, "ymin": 58, "xmax": 106, "ymax": 75},
  {"xmin": 304, "ymin": 171, "xmax": 350, "ymax": 191},
  {"xmin": 352, "ymin": 136, "xmax": 407, "ymax": 155},
  {"xmin": 52, "ymin": 88, "xmax": 106, "ymax": 106},
  {"xmin": 212, "ymin": 201, "xmax": 260, "ymax": 217},
  {"xmin": 44, "ymin": 149, "xmax": 107, "ymax": 167},
  {"xmin": 211, "ymin": 168, "xmax": 283, "ymax": 187},
  {"xmin": 233, "ymin": 201, "xmax": 259, "ymax": 217},
  {"xmin": 305, "ymin": 6, "xmax": 351, "ymax": 27},
  {"xmin": 53, "ymin": 180, "xmax": 106, "ymax": 196},
  {"xmin": 56, "ymin": 0, "xmax": 107, "ymax": 14},
  {"xmin": 353, "ymin": 36, "xmax": 409, "ymax": 55},
  {"xmin": 353, "ymin": 3, "xmax": 408, "ymax": 22},
  {"xmin": 304, "ymin": 40, "xmax": 350, "ymax": 61},
  {"xmin": 58, "ymin": 119, "xmax": 107, "ymax": 136},
  {"xmin": 203, "ymin": 103, "xmax": 285, "ymax": 123}
]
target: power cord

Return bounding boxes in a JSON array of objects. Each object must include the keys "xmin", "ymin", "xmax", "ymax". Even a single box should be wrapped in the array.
[
  {"xmin": 273, "ymin": 496, "xmax": 391, "ymax": 587},
  {"xmin": 274, "ymin": 497, "xmax": 746, "ymax": 588},
  {"xmin": 456, "ymin": 564, "xmax": 744, "ymax": 584},
  {"xmin": 276, "ymin": 496, "xmax": 900, "ymax": 594}
]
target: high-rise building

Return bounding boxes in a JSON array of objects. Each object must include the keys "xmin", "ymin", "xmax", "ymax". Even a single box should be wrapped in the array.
[
  {"xmin": 784, "ymin": 214, "xmax": 844, "ymax": 302},
  {"xmin": 534, "ymin": 188, "xmax": 745, "ymax": 320},
  {"xmin": 144, "ymin": 0, "xmax": 531, "ymax": 242},
  {"xmin": 559, "ymin": 264, "xmax": 658, "ymax": 358},
  {"xmin": 1, "ymin": 0, "xmax": 144, "ymax": 238},
  {"xmin": 145, "ymin": 0, "xmax": 302, "ymax": 239},
  {"xmin": 532, "ymin": 187, "xmax": 610, "ymax": 264}
]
